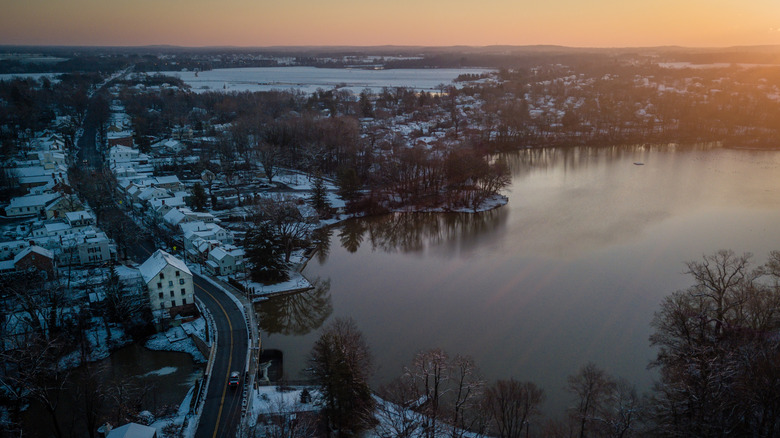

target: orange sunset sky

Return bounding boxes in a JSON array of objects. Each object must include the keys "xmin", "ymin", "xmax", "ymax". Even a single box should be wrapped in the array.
[{"xmin": 2, "ymin": 0, "xmax": 780, "ymax": 48}]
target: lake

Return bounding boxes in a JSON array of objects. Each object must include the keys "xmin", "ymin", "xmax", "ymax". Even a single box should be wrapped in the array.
[
  {"xmin": 257, "ymin": 144, "xmax": 780, "ymax": 416},
  {"xmin": 155, "ymin": 66, "xmax": 490, "ymax": 94}
]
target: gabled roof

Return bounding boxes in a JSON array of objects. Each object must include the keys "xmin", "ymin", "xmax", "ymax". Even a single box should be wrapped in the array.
[
  {"xmin": 138, "ymin": 249, "xmax": 191, "ymax": 284},
  {"xmin": 209, "ymin": 246, "xmax": 245, "ymax": 261},
  {"xmin": 8, "ymin": 193, "xmax": 60, "ymax": 209},
  {"xmin": 13, "ymin": 245, "xmax": 53, "ymax": 263}
]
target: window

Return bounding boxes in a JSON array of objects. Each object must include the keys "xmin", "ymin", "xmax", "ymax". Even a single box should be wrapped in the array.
[
  {"xmin": 168, "ymin": 280, "xmax": 173, "ymax": 287},
  {"xmin": 158, "ymin": 292, "xmax": 163, "ymax": 299},
  {"xmin": 175, "ymin": 270, "xmax": 180, "ymax": 277},
  {"xmin": 157, "ymin": 282, "xmax": 162, "ymax": 289},
  {"xmin": 170, "ymin": 290, "xmax": 175, "ymax": 297},
  {"xmin": 182, "ymin": 298, "xmax": 187, "ymax": 305},
  {"xmin": 159, "ymin": 273, "xmax": 164, "ymax": 279},
  {"xmin": 179, "ymin": 279, "xmax": 185, "ymax": 285},
  {"xmin": 181, "ymin": 288, "xmax": 186, "ymax": 295},
  {"xmin": 171, "ymin": 300, "xmax": 176, "ymax": 307},
  {"xmin": 160, "ymin": 303, "xmax": 165, "ymax": 309}
]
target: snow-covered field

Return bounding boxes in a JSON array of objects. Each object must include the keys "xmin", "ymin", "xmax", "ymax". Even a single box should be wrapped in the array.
[{"xmin": 153, "ymin": 66, "xmax": 491, "ymax": 94}]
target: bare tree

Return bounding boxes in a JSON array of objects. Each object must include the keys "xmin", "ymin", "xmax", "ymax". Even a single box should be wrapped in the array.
[
  {"xmin": 0, "ymin": 334, "xmax": 72, "ymax": 438},
  {"xmin": 374, "ymin": 376, "xmax": 423, "ymax": 438},
  {"xmin": 406, "ymin": 348, "xmax": 450, "ymax": 438},
  {"xmin": 482, "ymin": 379, "xmax": 545, "ymax": 438},
  {"xmin": 449, "ymin": 355, "xmax": 485, "ymax": 438},
  {"xmin": 649, "ymin": 250, "xmax": 780, "ymax": 437},
  {"xmin": 257, "ymin": 195, "xmax": 316, "ymax": 263},
  {"xmin": 567, "ymin": 362, "xmax": 616, "ymax": 438}
]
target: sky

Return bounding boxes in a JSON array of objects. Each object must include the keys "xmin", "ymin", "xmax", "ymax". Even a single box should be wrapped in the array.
[{"xmin": 2, "ymin": 0, "xmax": 780, "ymax": 48}]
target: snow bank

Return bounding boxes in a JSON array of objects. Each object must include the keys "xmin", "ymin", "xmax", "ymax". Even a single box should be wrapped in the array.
[{"xmin": 145, "ymin": 320, "xmax": 207, "ymax": 363}]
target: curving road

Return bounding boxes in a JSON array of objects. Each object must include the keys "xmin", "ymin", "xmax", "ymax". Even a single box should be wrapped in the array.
[{"xmin": 193, "ymin": 273, "xmax": 248, "ymax": 438}]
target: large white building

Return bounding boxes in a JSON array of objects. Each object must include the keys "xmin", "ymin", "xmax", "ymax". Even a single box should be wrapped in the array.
[{"xmin": 138, "ymin": 249, "xmax": 195, "ymax": 318}]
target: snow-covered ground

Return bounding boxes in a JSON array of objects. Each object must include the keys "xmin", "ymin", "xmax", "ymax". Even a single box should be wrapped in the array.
[
  {"xmin": 59, "ymin": 317, "xmax": 132, "ymax": 368},
  {"xmin": 145, "ymin": 318, "xmax": 207, "ymax": 363}
]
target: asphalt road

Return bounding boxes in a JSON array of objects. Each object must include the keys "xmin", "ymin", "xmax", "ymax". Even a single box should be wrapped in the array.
[
  {"xmin": 73, "ymin": 76, "xmax": 250, "ymax": 438},
  {"xmin": 193, "ymin": 274, "xmax": 248, "ymax": 438}
]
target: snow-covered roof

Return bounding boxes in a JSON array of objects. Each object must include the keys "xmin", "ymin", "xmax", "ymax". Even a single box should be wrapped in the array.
[
  {"xmin": 138, "ymin": 249, "xmax": 191, "ymax": 284},
  {"xmin": 107, "ymin": 423, "xmax": 157, "ymax": 438},
  {"xmin": 115, "ymin": 265, "xmax": 143, "ymax": 282},
  {"xmin": 209, "ymin": 245, "xmax": 245, "ymax": 261},
  {"xmin": 163, "ymin": 208, "xmax": 187, "ymax": 226},
  {"xmin": 65, "ymin": 210, "xmax": 94, "ymax": 222},
  {"xmin": 44, "ymin": 222, "xmax": 71, "ymax": 233},
  {"xmin": 13, "ymin": 245, "xmax": 53, "ymax": 263},
  {"xmin": 180, "ymin": 221, "xmax": 222, "ymax": 235},
  {"xmin": 8, "ymin": 193, "xmax": 60, "ymax": 208},
  {"xmin": 154, "ymin": 175, "xmax": 181, "ymax": 185}
]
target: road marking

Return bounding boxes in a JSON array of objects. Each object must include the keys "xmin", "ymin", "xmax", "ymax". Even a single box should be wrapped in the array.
[{"xmin": 195, "ymin": 280, "xmax": 235, "ymax": 438}]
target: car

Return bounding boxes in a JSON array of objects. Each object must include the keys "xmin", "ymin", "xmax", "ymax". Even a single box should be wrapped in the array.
[{"xmin": 228, "ymin": 371, "xmax": 240, "ymax": 388}]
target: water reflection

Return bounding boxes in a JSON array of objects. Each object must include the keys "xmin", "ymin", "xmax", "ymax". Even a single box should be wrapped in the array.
[
  {"xmin": 502, "ymin": 143, "xmax": 720, "ymax": 178},
  {"xmin": 256, "ymin": 280, "xmax": 333, "ymax": 337},
  {"xmin": 331, "ymin": 208, "xmax": 508, "ymax": 257},
  {"xmin": 290, "ymin": 145, "xmax": 780, "ymax": 417}
]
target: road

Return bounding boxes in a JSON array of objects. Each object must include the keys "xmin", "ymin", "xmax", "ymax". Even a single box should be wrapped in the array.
[
  {"xmin": 193, "ymin": 274, "xmax": 248, "ymax": 438},
  {"xmin": 73, "ymin": 73, "xmax": 250, "ymax": 438}
]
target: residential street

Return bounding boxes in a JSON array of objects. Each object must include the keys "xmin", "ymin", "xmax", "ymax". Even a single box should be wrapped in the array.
[{"xmin": 74, "ymin": 83, "xmax": 250, "ymax": 438}]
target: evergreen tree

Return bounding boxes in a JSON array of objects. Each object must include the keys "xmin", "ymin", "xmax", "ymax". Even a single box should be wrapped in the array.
[
  {"xmin": 244, "ymin": 222, "xmax": 289, "ymax": 283},
  {"xmin": 309, "ymin": 317, "xmax": 375, "ymax": 437},
  {"xmin": 309, "ymin": 172, "xmax": 330, "ymax": 216},
  {"xmin": 186, "ymin": 182, "xmax": 208, "ymax": 211}
]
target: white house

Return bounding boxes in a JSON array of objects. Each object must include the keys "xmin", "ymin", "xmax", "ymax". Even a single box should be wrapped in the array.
[
  {"xmin": 138, "ymin": 249, "xmax": 195, "ymax": 318},
  {"xmin": 5, "ymin": 193, "xmax": 61, "ymax": 217},
  {"xmin": 0, "ymin": 240, "xmax": 29, "ymax": 260},
  {"xmin": 65, "ymin": 210, "xmax": 96, "ymax": 228},
  {"xmin": 181, "ymin": 221, "xmax": 233, "ymax": 251},
  {"xmin": 205, "ymin": 245, "xmax": 245, "ymax": 276},
  {"xmin": 60, "ymin": 230, "xmax": 114, "ymax": 266},
  {"xmin": 108, "ymin": 145, "xmax": 140, "ymax": 164}
]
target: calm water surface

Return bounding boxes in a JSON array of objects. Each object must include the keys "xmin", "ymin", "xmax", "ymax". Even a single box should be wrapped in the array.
[
  {"xmin": 23, "ymin": 344, "xmax": 202, "ymax": 437},
  {"xmin": 258, "ymin": 144, "xmax": 780, "ymax": 415}
]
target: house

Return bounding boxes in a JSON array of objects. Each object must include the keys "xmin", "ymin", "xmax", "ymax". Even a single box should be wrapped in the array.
[
  {"xmin": 107, "ymin": 130, "xmax": 134, "ymax": 148},
  {"xmin": 65, "ymin": 210, "xmax": 96, "ymax": 228},
  {"xmin": 60, "ymin": 230, "xmax": 114, "ymax": 266},
  {"xmin": 4, "ymin": 193, "xmax": 61, "ymax": 217},
  {"xmin": 162, "ymin": 207, "xmax": 217, "ymax": 228},
  {"xmin": 205, "ymin": 245, "xmax": 245, "ymax": 276},
  {"xmin": 108, "ymin": 145, "xmax": 140, "ymax": 164},
  {"xmin": 0, "ymin": 240, "xmax": 29, "ymax": 260},
  {"xmin": 138, "ymin": 249, "xmax": 195, "ymax": 318},
  {"xmin": 13, "ymin": 245, "xmax": 55, "ymax": 279},
  {"xmin": 152, "ymin": 175, "xmax": 183, "ymax": 191},
  {"xmin": 45, "ymin": 194, "xmax": 85, "ymax": 219},
  {"xmin": 181, "ymin": 221, "xmax": 233, "ymax": 251}
]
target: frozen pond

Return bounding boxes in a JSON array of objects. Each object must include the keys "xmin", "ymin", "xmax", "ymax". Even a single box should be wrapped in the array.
[{"xmin": 154, "ymin": 66, "xmax": 491, "ymax": 94}]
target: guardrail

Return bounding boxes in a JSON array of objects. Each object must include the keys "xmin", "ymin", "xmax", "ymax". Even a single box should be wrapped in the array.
[
  {"xmin": 194, "ymin": 273, "xmax": 260, "ymax": 438},
  {"xmin": 191, "ymin": 296, "xmax": 218, "ymax": 432}
]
